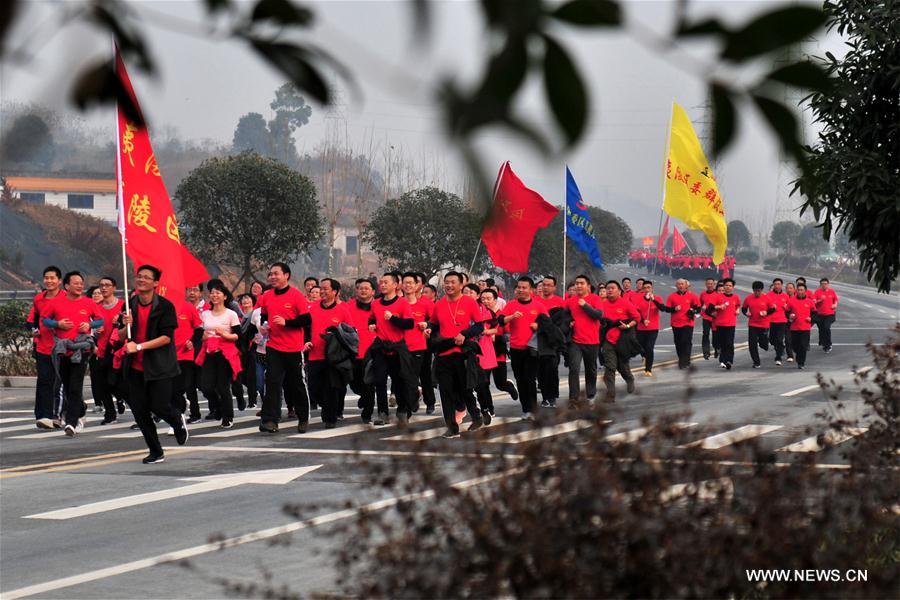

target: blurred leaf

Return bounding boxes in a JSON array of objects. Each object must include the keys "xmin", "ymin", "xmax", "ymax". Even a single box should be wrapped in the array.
[
  {"xmin": 89, "ymin": 3, "xmax": 154, "ymax": 72},
  {"xmin": 409, "ymin": 0, "xmax": 430, "ymax": 43},
  {"xmin": 721, "ymin": 7, "xmax": 827, "ymax": 61},
  {"xmin": 0, "ymin": 0, "xmax": 19, "ymax": 56},
  {"xmin": 543, "ymin": 35, "xmax": 588, "ymax": 147},
  {"xmin": 752, "ymin": 94, "xmax": 800, "ymax": 157},
  {"xmin": 250, "ymin": 0, "xmax": 313, "ymax": 27},
  {"xmin": 479, "ymin": 0, "xmax": 543, "ymax": 33},
  {"xmin": 764, "ymin": 60, "xmax": 833, "ymax": 91},
  {"xmin": 203, "ymin": 0, "xmax": 231, "ymax": 12},
  {"xmin": 551, "ymin": 0, "xmax": 621, "ymax": 27},
  {"xmin": 710, "ymin": 83, "xmax": 736, "ymax": 157},
  {"xmin": 249, "ymin": 40, "xmax": 329, "ymax": 104},
  {"xmin": 480, "ymin": 36, "xmax": 529, "ymax": 108},
  {"xmin": 503, "ymin": 114, "xmax": 552, "ymax": 155},
  {"xmin": 70, "ymin": 59, "xmax": 144, "ymax": 127},
  {"xmin": 676, "ymin": 18, "xmax": 729, "ymax": 37}
]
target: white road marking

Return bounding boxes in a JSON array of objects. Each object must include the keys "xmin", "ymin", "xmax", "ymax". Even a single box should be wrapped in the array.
[
  {"xmin": 604, "ymin": 422, "xmax": 697, "ymax": 444},
  {"xmin": 850, "ymin": 366, "xmax": 873, "ymax": 376},
  {"xmin": 485, "ymin": 419, "xmax": 596, "ymax": 444},
  {"xmin": 776, "ymin": 428, "xmax": 868, "ymax": 453},
  {"xmin": 383, "ymin": 417, "xmax": 519, "ymax": 441},
  {"xmin": 102, "ymin": 415, "xmax": 260, "ymax": 439},
  {"xmin": 780, "ymin": 384, "xmax": 821, "ymax": 397},
  {"xmin": 862, "ymin": 303, "xmax": 874, "ymax": 309},
  {"xmin": 0, "ymin": 410, "xmax": 36, "ymax": 414},
  {"xmin": 5, "ymin": 418, "xmax": 138, "ymax": 437},
  {"xmin": 196, "ymin": 417, "xmax": 323, "ymax": 438},
  {"xmin": 0, "ymin": 417, "xmax": 31, "ymax": 424},
  {"xmin": 23, "ymin": 466, "xmax": 322, "ymax": 520},
  {"xmin": 290, "ymin": 415, "xmax": 442, "ymax": 439},
  {"xmin": 877, "ymin": 308, "xmax": 889, "ymax": 314},
  {"xmin": 680, "ymin": 425, "xmax": 783, "ymax": 450}
]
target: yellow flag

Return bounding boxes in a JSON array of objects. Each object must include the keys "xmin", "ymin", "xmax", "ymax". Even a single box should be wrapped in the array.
[{"xmin": 663, "ymin": 102, "xmax": 727, "ymax": 264}]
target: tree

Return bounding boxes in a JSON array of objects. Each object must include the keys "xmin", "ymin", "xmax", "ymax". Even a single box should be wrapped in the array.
[
  {"xmin": 176, "ymin": 152, "xmax": 324, "ymax": 290},
  {"xmin": 528, "ymin": 207, "xmax": 632, "ymax": 283},
  {"xmin": 0, "ymin": 113, "xmax": 55, "ymax": 170},
  {"xmin": 726, "ymin": 220, "xmax": 752, "ymax": 252},
  {"xmin": 232, "ymin": 112, "xmax": 271, "ymax": 155},
  {"xmin": 769, "ymin": 221, "xmax": 801, "ymax": 260},
  {"xmin": 362, "ymin": 187, "xmax": 484, "ymax": 279},
  {"xmin": 231, "ymin": 85, "xmax": 312, "ymax": 168},
  {"xmin": 798, "ymin": 223, "xmax": 829, "ymax": 262},
  {"xmin": 795, "ymin": 0, "xmax": 899, "ymax": 291}
]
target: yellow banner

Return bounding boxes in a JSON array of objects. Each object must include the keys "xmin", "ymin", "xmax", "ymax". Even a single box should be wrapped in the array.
[{"xmin": 663, "ymin": 102, "xmax": 727, "ymax": 264}]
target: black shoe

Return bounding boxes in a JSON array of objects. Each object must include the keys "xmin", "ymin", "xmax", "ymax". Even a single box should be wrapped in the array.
[
  {"xmin": 259, "ymin": 421, "xmax": 278, "ymax": 433},
  {"xmin": 508, "ymin": 382, "xmax": 519, "ymax": 401},
  {"xmin": 467, "ymin": 419, "xmax": 483, "ymax": 432},
  {"xmin": 297, "ymin": 421, "xmax": 308, "ymax": 434},
  {"xmin": 626, "ymin": 379, "xmax": 635, "ymax": 394},
  {"xmin": 441, "ymin": 429, "xmax": 460, "ymax": 439},
  {"xmin": 101, "ymin": 417, "xmax": 118, "ymax": 425},
  {"xmin": 142, "ymin": 453, "xmax": 165, "ymax": 464},
  {"xmin": 221, "ymin": 419, "xmax": 233, "ymax": 429},
  {"xmin": 425, "ymin": 405, "xmax": 435, "ymax": 415},
  {"xmin": 130, "ymin": 423, "xmax": 141, "ymax": 430},
  {"xmin": 752, "ymin": 364, "xmax": 761, "ymax": 369},
  {"xmin": 725, "ymin": 362, "xmax": 733, "ymax": 370},
  {"xmin": 117, "ymin": 400, "xmax": 126, "ymax": 414},
  {"xmin": 204, "ymin": 413, "xmax": 217, "ymax": 421},
  {"xmin": 548, "ymin": 399, "xmax": 557, "ymax": 408},
  {"xmin": 324, "ymin": 422, "xmax": 337, "ymax": 429},
  {"xmin": 153, "ymin": 416, "xmax": 161, "ymax": 424},
  {"xmin": 237, "ymin": 398, "xmax": 246, "ymax": 412},
  {"xmin": 703, "ymin": 354, "xmax": 710, "ymax": 360},
  {"xmin": 175, "ymin": 415, "xmax": 189, "ymax": 445},
  {"xmin": 541, "ymin": 399, "xmax": 550, "ymax": 408},
  {"xmin": 247, "ymin": 400, "xmax": 257, "ymax": 409},
  {"xmin": 336, "ymin": 414, "xmax": 344, "ymax": 421},
  {"xmin": 396, "ymin": 412, "xmax": 409, "ymax": 427},
  {"xmin": 287, "ymin": 408, "xmax": 297, "ymax": 419},
  {"xmin": 482, "ymin": 410, "xmax": 492, "ymax": 426},
  {"xmin": 187, "ymin": 416, "xmax": 202, "ymax": 424}
]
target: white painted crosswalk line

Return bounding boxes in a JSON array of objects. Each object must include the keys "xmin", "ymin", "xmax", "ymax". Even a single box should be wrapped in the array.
[
  {"xmin": 383, "ymin": 417, "xmax": 519, "ymax": 441},
  {"xmin": 5, "ymin": 418, "xmax": 138, "ymax": 437},
  {"xmin": 776, "ymin": 427, "xmax": 868, "ymax": 453},
  {"xmin": 604, "ymin": 422, "xmax": 697, "ymax": 444},
  {"xmin": 780, "ymin": 384, "xmax": 820, "ymax": 397},
  {"xmin": 195, "ymin": 417, "xmax": 318, "ymax": 438},
  {"xmin": 681, "ymin": 424, "xmax": 782, "ymax": 450},
  {"xmin": 101, "ymin": 415, "xmax": 260, "ymax": 439},
  {"xmin": 290, "ymin": 415, "xmax": 443, "ymax": 439},
  {"xmin": 0, "ymin": 417, "xmax": 32, "ymax": 424},
  {"xmin": 485, "ymin": 419, "xmax": 597, "ymax": 444}
]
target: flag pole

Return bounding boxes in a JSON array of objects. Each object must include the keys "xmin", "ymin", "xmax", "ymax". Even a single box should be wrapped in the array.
[
  {"xmin": 475, "ymin": 161, "xmax": 508, "ymax": 276},
  {"xmin": 113, "ymin": 41, "xmax": 131, "ymax": 338},
  {"xmin": 562, "ymin": 200, "xmax": 567, "ymax": 285},
  {"xmin": 468, "ymin": 238, "xmax": 482, "ymax": 275},
  {"xmin": 652, "ymin": 100, "xmax": 675, "ymax": 276}
]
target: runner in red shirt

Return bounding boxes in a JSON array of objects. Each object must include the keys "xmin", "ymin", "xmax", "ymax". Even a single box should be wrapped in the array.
[
  {"xmin": 479, "ymin": 288, "xmax": 519, "ymax": 403},
  {"xmin": 256, "ymin": 262, "xmax": 312, "ymax": 433},
  {"xmin": 90, "ymin": 276, "xmax": 126, "ymax": 424},
  {"xmin": 42, "ymin": 271, "xmax": 104, "ymax": 435},
  {"xmin": 786, "ymin": 283, "xmax": 818, "ymax": 369},
  {"xmin": 597, "ymin": 281, "xmax": 639, "ymax": 402},
  {"xmin": 29, "ymin": 266, "xmax": 66, "ymax": 428},
  {"xmin": 813, "ymin": 277, "xmax": 839, "ymax": 352},
  {"xmin": 698, "ymin": 278, "xmax": 718, "ymax": 360},
  {"xmin": 709, "ymin": 278, "xmax": 741, "ymax": 369},
  {"xmin": 536, "ymin": 276, "xmax": 564, "ymax": 408},
  {"xmin": 371, "ymin": 272, "xmax": 416, "ymax": 425},
  {"xmin": 172, "ymin": 295, "xmax": 203, "ymax": 423},
  {"xmin": 631, "ymin": 280, "xmax": 666, "ymax": 376},
  {"xmin": 564, "ymin": 275, "xmax": 604, "ymax": 401},
  {"xmin": 348, "ymin": 278, "xmax": 377, "ymax": 424},
  {"xmin": 766, "ymin": 278, "xmax": 790, "ymax": 365},
  {"xmin": 306, "ymin": 278, "xmax": 353, "ymax": 428},
  {"xmin": 402, "ymin": 272, "xmax": 435, "ymax": 414},
  {"xmin": 499, "ymin": 276, "xmax": 549, "ymax": 419},
  {"xmin": 662, "ymin": 278, "xmax": 702, "ymax": 369},
  {"xmin": 742, "ymin": 281, "xmax": 776, "ymax": 368}
]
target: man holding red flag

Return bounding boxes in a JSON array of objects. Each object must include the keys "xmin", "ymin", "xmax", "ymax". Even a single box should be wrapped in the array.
[{"xmin": 481, "ymin": 162, "xmax": 559, "ymax": 273}]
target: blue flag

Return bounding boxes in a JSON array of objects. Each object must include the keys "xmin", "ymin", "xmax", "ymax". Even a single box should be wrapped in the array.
[{"xmin": 565, "ymin": 167, "xmax": 603, "ymax": 268}]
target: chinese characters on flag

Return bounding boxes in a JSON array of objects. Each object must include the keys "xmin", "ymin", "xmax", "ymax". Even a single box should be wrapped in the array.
[{"xmin": 115, "ymin": 47, "xmax": 209, "ymax": 303}]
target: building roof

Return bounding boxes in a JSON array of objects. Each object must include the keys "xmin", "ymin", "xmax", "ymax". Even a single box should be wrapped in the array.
[{"xmin": 5, "ymin": 176, "xmax": 116, "ymax": 194}]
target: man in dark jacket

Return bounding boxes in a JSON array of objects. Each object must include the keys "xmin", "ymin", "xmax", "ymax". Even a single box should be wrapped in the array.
[{"xmin": 120, "ymin": 265, "xmax": 189, "ymax": 464}]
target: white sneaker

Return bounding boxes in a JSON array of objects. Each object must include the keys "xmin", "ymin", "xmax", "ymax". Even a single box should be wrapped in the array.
[
  {"xmin": 75, "ymin": 421, "xmax": 84, "ymax": 433},
  {"xmin": 521, "ymin": 412, "xmax": 534, "ymax": 421},
  {"xmin": 92, "ymin": 405, "xmax": 103, "ymax": 414},
  {"xmin": 787, "ymin": 357, "xmax": 794, "ymax": 362},
  {"xmin": 166, "ymin": 427, "xmax": 175, "ymax": 436},
  {"xmin": 775, "ymin": 360, "xmax": 782, "ymax": 366},
  {"xmin": 64, "ymin": 424, "xmax": 76, "ymax": 437}
]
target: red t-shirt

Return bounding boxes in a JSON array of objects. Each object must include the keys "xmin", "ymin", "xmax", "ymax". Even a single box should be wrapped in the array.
[
  {"xmin": 132, "ymin": 301, "xmax": 152, "ymax": 371},
  {"xmin": 501, "ymin": 298, "xmax": 549, "ymax": 350},
  {"xmin": 44, "ymin": 295, "xmax": 102, "ymax": 353},
  {"xmin": 431, "ymin": 294, "xmax": 482, "ymax": 357},
  {"xmin": 565, "ymin": 293, "xmax": 603, "ymax": 344},
  {"xmin": 372, "ymin": 296, "xmax": 412, "ymax": 344},
  {"xmin": 742, "ymin": 294, "xmax": 776, "ymax": 328},
  {"xmin": 258, "ymin": 286, "xmax": 309, "ymax": 352},
  {"xmin": 347, "ymin": 300, "xmax": 376, "ymax": 359},
  {"xmin": 623, "ymin": 289, "xmax": 640, "ymax": 305},
  {"xmin": 631, "ymin": 293, "xmax": 663, "ymax": 331},
  {"xmin": 712, "ymin": 292, "xmax": 741, "ymax": 327},
  {"xmin": 308, "ymin": 301, "xmax": 352, "ymax": 361},
  {"xmin": 766, "ymin": 291, "xmax": 790, "ymax": 324},
  {"xmin": 699, "ymin": 290, "xmax": 718, "ymax": 322},
  {"xmin": 665, "ymin": 291, "xmax": 701, "ymax": 328},
  {"xmin": 598, "ymin": 297, "xmax": 640, "ymax": 345},
  {"xmin": 174, "ymin": 301, "xmax": 203, "ymax": 361},
  {"xmin": 30, "ymin": 289, "xmax": 67, "ymax": 355},
  {"xmin": 787, "ymin": 295, "xmax": 817, "ymax": 331},
  {"xmin": 537, "ymin": 294, "xmax": 565, "ymax": 312},
  {"xmin": 94, "ymin": 299, "xmax": 124, "ymax": 358},
  {"xmin": 404, "ymin": 296, "xmax": 433, "ymax": 352},
  {"xmin": 813, "ymin": 288, "xmax": 839, "ymax": 316}
]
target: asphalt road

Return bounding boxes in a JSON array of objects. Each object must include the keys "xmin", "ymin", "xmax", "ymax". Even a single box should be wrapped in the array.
[{"xmin": 1, "ymin": 265, "xmax": 897, "ymax": 599}]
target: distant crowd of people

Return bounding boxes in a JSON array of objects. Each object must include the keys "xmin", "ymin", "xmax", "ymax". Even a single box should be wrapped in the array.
[{"xmin": 628, "ymin": 250, "xmax": 738, "ymax": 279}]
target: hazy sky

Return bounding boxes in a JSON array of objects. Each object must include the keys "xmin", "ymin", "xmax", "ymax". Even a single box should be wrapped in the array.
[{"xmin": 1, "ymin": 0, "xmax": 841, "ymax": 240}]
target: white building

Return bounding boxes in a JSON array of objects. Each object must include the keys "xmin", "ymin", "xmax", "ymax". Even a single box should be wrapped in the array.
[{"xmin": 5, "ymin": 176, "xmax": 117, "ymax": 224}]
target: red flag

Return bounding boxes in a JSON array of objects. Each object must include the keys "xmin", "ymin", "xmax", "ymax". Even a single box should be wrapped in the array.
[
  {"xmin": 672, "ymin": 226, "xmax": 687, "ymax": 255},
  {"xmin": 656, "ymin": 216, "xmax": 670, "ymax": 256},
  {"xmin": 481, "ymin": 162, "xmax": 559, "ymax": 272},
  {"xmin": 115, "ymin": 47, "xmax": 209, "ymax": 302}
]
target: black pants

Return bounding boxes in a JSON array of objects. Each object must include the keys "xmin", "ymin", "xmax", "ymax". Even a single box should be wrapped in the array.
[
  {"xmin": 601, "ymin": 341, "xmax": 633, "ymax": 399},
  {"xmin": 374, "ymin": 351, "xmax": 413, "ymax": 417},
  {"xmin": 434, "ymin": 353, "xmax": 480, "ymax": 434},
  {"xmin": 201, "ymin": 353, "xmax": 234, "ymax": 422},
  {"xmin": 241, "ymin": 350, "xmax": 257, "ymax": 405},
  {"xmin": 350, "ymin": 358, "xmax": 376, "ymax": 422},
  {"xmin": 748, "ymin": 326, "xmax": 769, "ymax": 366},
  {"xmin": 791, "ymin": 330, "xmax": 811, "ymax": 366},
  {"xmin": 567, "ymin": 342, "xmax": 599, "ymax": 399},
  {"xmin": 474, "ymin": 368, "xmax": 495, "ymax": 414},
  {"xmin": 636, "ymin": 330, "xmax": 659, "ymax": 372},
  {"xmin": 538, "ymin": 354, "xmax": 560, "ymax": 401},
  {"xmin": 126, "ymin": 369, "xmax": 180, "ymax": 456},
  {"xmin": 816, "ymin": 314, "xmax": 835, "ymax": 349},
  {"xmin": 173, "ymin": 360, "xmax": 201, "ymax": 419},
  {"xmin": 672, "ymin": 326, "xmax": 694, "ymax": 368},
  {"xmin": 490, "ymin": 362, "xmax": 518, "ymax": 399},
  {"xmin": 308, "ymin": 360, "xmax": 345, "ymax": 425},
  {"xmin": 59, "ymin": 356, "xmax": 87, "ymax": 427},
  {"xmin": 509, "ymin": 348, "xmax": 539, "ymax": 414},
  {"xmin": 701, "ymin": 319, "xmax": 713, "ymax": 357},
  {"xmin": 263, "ymin": 348, "xmax": 308, "ymax": 425},
  {"xmin": 769, "ymin": 322, "xmax": 787, "ymax": 361},
  {"xmin": 419, "ymin": 350, "xmax": 436, "ymax": 409},
  {"xmin": 718, "ymin": 326, "xmax": 736, "ymax": 365},
  {"xmin": 34, "ymin": 352, "xmax": 61, "ymax": 420},
  {"xmin": 90, "ymin": 355, "xmax": 120, "ymax": 421}
]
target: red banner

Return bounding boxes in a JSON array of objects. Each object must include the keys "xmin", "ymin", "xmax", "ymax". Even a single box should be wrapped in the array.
[
  {"xmin": 115, "ymin": 47, "xmax": 208, "ymax": 302},
  {"xmin": 656, "ymin": 216, "xmax": 670, "ymax": 256},
  {"xmin": 481, "ymin": 161, "xmax": 559, "ymax": 273},
  {"xmin": 672, "ymin": 226, "xmax": 687, "ymax": 255}
]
